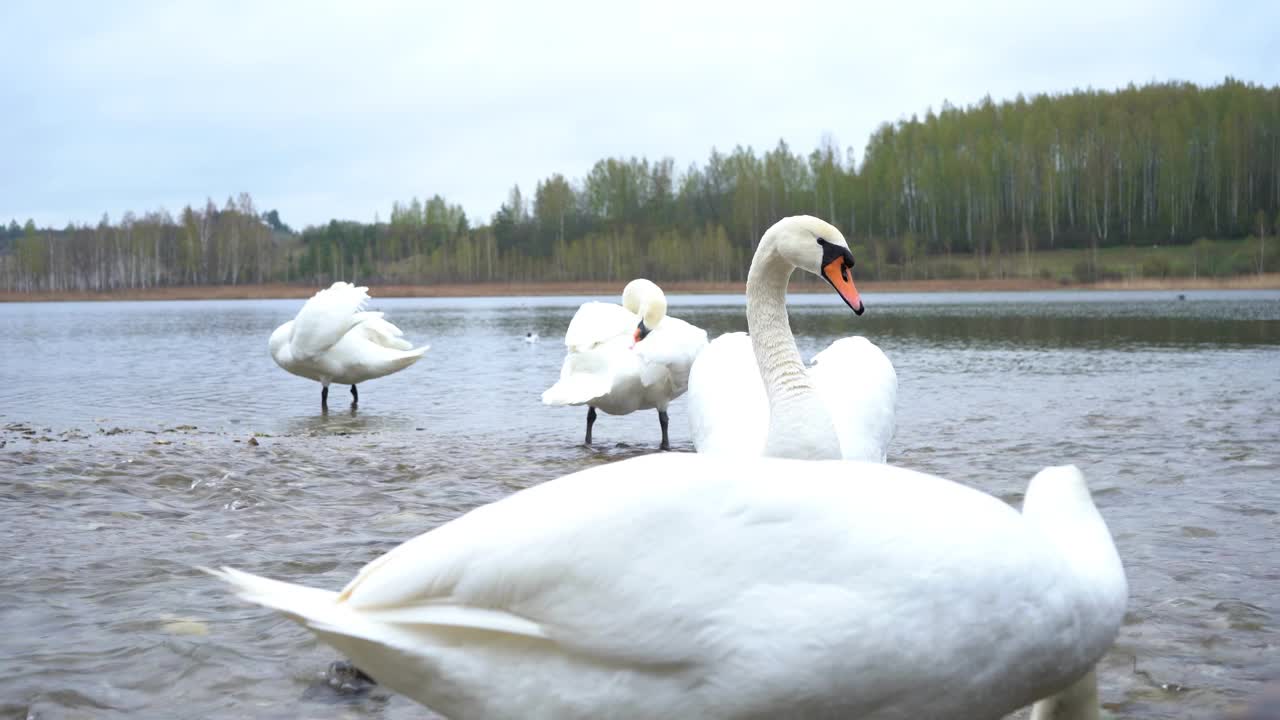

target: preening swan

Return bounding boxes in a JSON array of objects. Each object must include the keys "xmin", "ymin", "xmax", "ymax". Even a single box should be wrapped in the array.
[
  {"xmin": 688, "ymin": 215, "xmax": 897, "ymax": 460},
  {"xmin": 542, "ymin": 279, "xmax": 707, "ymax": 450},
  {"xmin": 209, "ymin": 458, "xmax": 1126, "ymax": 720},
  {"xmin": 269, "ymin": 282, "xmax": 428, "ymax": 407},
  {"xmin": 214, "ymin": 224, "xmax": 1125, "ymax": 718}
]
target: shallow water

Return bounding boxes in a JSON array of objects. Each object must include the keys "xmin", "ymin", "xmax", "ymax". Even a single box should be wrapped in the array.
[{"xmin": 1, "ymin": 289, "xmax": 1278, "ymax": 719}]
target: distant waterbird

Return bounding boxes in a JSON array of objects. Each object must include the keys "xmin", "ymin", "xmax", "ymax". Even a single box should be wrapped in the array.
[
  {"xmin": 542, "ymin": 279, "xmax": 707, "ymax": 450},
  {"xmin": 524, "ymin": 332, "xmax": 540, "ymax": 344},
  {"xmin": 269, "ymin": 282, "xmax": 428, "ymax": 408}
]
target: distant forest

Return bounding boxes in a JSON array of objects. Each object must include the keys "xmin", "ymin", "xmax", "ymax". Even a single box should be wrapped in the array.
[{"xmin": 2, "ymin": 78, "xmax": 1278, "ymax": 292}]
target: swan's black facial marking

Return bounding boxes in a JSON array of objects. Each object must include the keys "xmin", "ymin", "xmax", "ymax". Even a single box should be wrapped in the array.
[
  {"xmin": 816, "ymin": 238, "xmax": 856, "ymax": 280},
  {"xmin": 634, "ymin": 319, "xmax": 651, "ymax": 343},
  {"xmin": 816, "ymin": 237, "xmax": 864, "ymax": 315}
]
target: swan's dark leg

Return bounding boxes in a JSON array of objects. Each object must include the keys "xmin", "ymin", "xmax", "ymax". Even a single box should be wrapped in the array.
[
  {"xmin": 585, "ymin": 406, "xmax": 597, "ymax": 445},
  {"xmin": 350, "ymin": 384, "xmax": 358, "ymax": 405},
  {"xmin": 321, "ymin": 385, "xmax": 329, "ymax": 409},
  {"xmin": 658, "ymin": 409, "xmax": 670, "ymax": 451}
]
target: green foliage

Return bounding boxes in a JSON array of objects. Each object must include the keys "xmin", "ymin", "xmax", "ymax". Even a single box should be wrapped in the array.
[{"xmin": 2, "ymin": 79, "xmax": 1277, "ymax": 291}]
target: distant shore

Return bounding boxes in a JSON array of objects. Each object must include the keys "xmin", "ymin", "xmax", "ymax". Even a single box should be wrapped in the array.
[{"xmin": 1, "ymin": 274, "xmax": 1277, "ymax": 303}]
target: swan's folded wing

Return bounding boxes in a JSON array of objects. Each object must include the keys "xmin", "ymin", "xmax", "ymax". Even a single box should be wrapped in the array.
[
  {"xmin": 329, "ymin": 455, "xmax": 847, "ymax": 665},
  {"xmin": 809, "ymin": 337, "xmax": 897, "ymax": 462},
  {"xmin": 563, "ymin": 302, "xmax": 638, "ymax": 352},
  {"xmin": 291, "ymin": 282, "xmax": 371, "ymax": 359},
  {"xmin": 687, "ymin": 333, "xmax": 768, "ymax": 455},
  {"xmin": 330, "ymin": 454, "xmax": 1048, "ymax": 672},
  {"xmin": 636, "ymin": 317, "xmax": 708, "ymax": 392},
  {"xmin": 356, "ymin": 312, "xmax": 418, "ymax": 351}
]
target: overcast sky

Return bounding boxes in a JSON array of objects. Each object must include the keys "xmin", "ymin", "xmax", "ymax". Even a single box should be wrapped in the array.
[{"xmin": 2, "ymin": 0, "xmax": 1276, "ymax": 230}]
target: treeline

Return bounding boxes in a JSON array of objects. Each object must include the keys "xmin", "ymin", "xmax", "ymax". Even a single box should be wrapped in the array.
[
  {"xmin": 0, "ymin": 195, "xmax": 295, "ymax": 292},
  {"xmin": 3, "ymin": 78, "xmax": 1277, "ymax": 291}
]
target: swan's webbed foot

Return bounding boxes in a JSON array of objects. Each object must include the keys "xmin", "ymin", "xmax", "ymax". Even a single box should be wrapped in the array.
[
  {"xmin": 350, "ymin": 384, "xmax": 358, "ymax": 405},
  {"xmin": 325, "ymin": 660, "xmax": 377, "ymax": 694},
  {"xmin": 658, "ymin": 409, "xmax": 670, "ymax": 451},
  {"xmin": 585, "ymin": 406, "xmax": 597, "ymax": 445}
]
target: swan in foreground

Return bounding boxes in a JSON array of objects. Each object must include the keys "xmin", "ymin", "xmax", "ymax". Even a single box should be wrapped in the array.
[
  {"xmin": 211, "ymin": 219, "xmax": 1125, "ymax": 719},
  {"xmin": 542, "ymin": 279, "xmax": 707, "ymax": 449},
  {"xmin": 688, "ymin": 216, "xmax": 896, "ymax": 460},
  {"xmin": 269, "ymin": 282, "xmax": 428, "ymax": 407}
]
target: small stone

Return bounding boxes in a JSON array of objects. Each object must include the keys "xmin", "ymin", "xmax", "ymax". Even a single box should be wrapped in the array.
[{"xmin": 161, "ymin": 619, "xmax": 209, "ymax": 636}]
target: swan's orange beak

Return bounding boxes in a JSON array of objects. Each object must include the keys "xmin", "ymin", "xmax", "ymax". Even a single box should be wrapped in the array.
[
  {"xmin": 822, "ymin": 257, "xmax": 864, "ymax": 315},
  {"xmin": 631, "ymin": 319, "xmax": 650, "ymax": 348}
]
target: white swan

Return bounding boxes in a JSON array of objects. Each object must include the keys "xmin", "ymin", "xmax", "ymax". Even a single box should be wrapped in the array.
[
  {"xmin": 211, "ymin": 220, "xmax": 1125, "ymax": 718},
  {"xmin": 269, "ymin": 282, "xmax": 428, "ymax": 407},
  {"xmin": 688, "ymin": 216, "xmax": 897, "ymax": 461},
  {"xmin": 209, "ymin": 458, "xmax": 1125, "ymax": 720},
  {"xmin": 542, "ymin": 279, "xmax": 707, "ymax": 449}
]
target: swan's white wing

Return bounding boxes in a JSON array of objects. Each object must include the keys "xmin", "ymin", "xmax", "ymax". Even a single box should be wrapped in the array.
[
  {"xmin": 290, "ymin": 282, "xmax": 370, "ymax": 359},
  {"xmin": 636, "ymin": 316, "xmax": 708, "ymax": 392},
  {"xmin": 563, "ymin": 301, "xmax": 638, "ymax": 352},
  {"xmin": 325, "ymin": 325, "xmax": 427, "ymax": 383},
  {"xmin": 214, "ymin": 454, "xmax": 1125, "ymax": 719},
  {"xmin": 687, "ymin": 332, "xmax": 768, "ymax": 455},
  {"xmin": 337, "ymin": 455, "xmax": 1039, "ymax": 659},
  {"xmin": 541, "ymin": 349, "xmax": 618, "ymax": 405},
  {"xmin": 809, "ymin": 337, "xmax": 897, "ymax": 462},
  {"xmin": 355, "ymin": 311, "xmax": 418, "ymax": 351}
]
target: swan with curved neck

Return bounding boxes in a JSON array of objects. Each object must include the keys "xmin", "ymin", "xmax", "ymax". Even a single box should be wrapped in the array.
[
  {"xmin": 542, "ymin": 278, "xmax": 707, "ymax": 449},
  {"xmin": 690, "ymin": 215, "xmax": 896, "ymax": 460},
  {"xmin": 269, "ymin": 282, "xmax": 428, "ymax": 408}
]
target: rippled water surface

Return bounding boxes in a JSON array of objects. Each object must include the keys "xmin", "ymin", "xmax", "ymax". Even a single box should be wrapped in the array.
[{"xmin": 2, "ymin": 289, "xmax": 1278, "ymax": 719}]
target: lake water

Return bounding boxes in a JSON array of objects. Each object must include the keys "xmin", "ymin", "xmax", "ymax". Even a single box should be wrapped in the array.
[{"xmin": 1, "ymin": 289, "xmax": 1278, "ymax": 719}]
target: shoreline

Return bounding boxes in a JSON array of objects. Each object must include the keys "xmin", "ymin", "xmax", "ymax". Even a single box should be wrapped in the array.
[{"xmin": 1, "ymin": 274, "xmax": 1277, "ymax": 302}]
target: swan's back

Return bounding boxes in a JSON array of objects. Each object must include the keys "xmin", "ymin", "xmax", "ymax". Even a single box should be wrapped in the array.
[
  {"xmin": 809, "ymin": 336, "xmax": 897, "ymax": 462},
  {"xmin": 563, "ymin": 301, "xmax": 637, "ymax": 353}
]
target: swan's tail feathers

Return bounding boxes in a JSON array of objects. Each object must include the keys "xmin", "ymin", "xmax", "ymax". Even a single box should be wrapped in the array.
[
  {"xmin": 1022, "ymin": 466, "xmax": 1128, "ymax": 624},
  {"xmin": 541, "ymin": 373, "xmax": 611, "ymax": 406},
  {"xmin": 1022, "ymin": 465, "xmax": 1095, "ymax": 518},
  {"xmin": 205, "ymin": 566, "xmax": 551, "ymax": 648},
  {"xmin": 387, "ymin": 345, "xmax": 429, "ymax": 374},
  {"xmin": 542, "ymin": 352, "xmax": 613, "ymax": 406},
  {"xmin": 204, "ymin": 566, "xmax": 343, "ymax": 625}
]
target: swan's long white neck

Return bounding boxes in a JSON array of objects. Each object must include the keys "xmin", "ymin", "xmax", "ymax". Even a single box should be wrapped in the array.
[{"xmin": 746, "ymin": 232, "xmax": 842, "ymax": 459}]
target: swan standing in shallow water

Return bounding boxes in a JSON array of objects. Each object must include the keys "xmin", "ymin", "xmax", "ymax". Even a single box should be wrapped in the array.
[
  {"xmin": 688, "ymin": 216, "xmax": 896, "ymax": 461},
  {"xmin": 269, "ymin": 282, "xmax": 428, "ymax": 408},
  {"xmin": 212, "ymin": 219, "xmax": 1125, "ymax": 719},
  {"xmin": 542, "ymin": 279, "xmax": 707, "ymax": 450}
]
